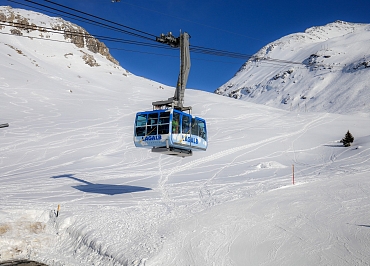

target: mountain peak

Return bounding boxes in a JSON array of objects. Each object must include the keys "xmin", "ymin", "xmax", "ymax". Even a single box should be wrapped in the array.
[
  {"xmin": 0, "ymin": 5, "xmax": 119, "ymax": 65},
  {"xmin": 215, "ymin": 21, "xmax": 370, "ymax": 114}
]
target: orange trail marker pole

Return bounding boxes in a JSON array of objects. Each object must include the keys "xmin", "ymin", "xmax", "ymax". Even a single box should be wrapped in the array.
[{"xmin": 56, "ymin": 204, "xmax": 60, "ymax": 217}]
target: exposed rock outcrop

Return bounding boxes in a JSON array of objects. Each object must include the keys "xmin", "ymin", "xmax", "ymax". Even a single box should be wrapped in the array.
[{"xmin": 0, "ymin": 6, "xmax": 119, "ymax": 65}]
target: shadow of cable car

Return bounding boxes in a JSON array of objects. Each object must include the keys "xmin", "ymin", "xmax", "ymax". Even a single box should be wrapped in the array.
[{"xmin": 51, "ymin": 174, "xmax": 151, "ymax": 196}]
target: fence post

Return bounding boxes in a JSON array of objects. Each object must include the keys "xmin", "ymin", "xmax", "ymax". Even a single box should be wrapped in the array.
[{"xmin": 56, "ymin": 204, "xmax": 60, "ymax": 217}]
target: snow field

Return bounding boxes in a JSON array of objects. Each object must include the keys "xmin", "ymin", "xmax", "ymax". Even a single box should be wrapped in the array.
[{"xmin": 1, "ymin": 7, "xmax": 370, "ymax": 265}]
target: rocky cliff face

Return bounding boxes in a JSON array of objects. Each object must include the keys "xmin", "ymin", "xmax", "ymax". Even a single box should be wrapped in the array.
[{"xmin": 0, "ymin": 6, "xmax": 119, "ymax": 66}]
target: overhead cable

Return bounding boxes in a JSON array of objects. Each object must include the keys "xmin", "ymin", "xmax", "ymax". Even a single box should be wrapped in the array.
[
  {"xmin": 8, "ymin": 0, "xmax": 126, "ymax": 32},
  {"xmin": 3, "ymin": 1, "xmax": 330, "ymax": 68},
  {"xmin": 11, "ymin": 0, "xmax": 155, "ymax": 41},
  {"xmin": 43, "ymin": 0, "xmax": 157, "ymax": 38}
]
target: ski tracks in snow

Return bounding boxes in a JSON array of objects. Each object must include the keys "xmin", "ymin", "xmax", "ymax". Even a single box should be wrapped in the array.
[{"xmin": 153, "ymin": 112, "xmax": 342, "ymax": 227}]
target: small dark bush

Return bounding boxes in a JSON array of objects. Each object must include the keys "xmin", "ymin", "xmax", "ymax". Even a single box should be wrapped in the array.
[{"xmin": 340, "ymin": 130, "xmax": 354, "ymax": 147}]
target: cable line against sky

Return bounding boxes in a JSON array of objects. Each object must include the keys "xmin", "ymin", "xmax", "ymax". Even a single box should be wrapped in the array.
[
  {"xmin": 19, "ymin": 0, "xmax": 254, "ymax": 59},
  {"xmin": 0, "ymin": 20, "xmax": 328, "ymax": 69},
  {"xmin": 43, "ymin": 0, "xmax": 157, "ymax": 38},
  {"xmin": 0, "ymin": 20, "xmax": 172, "ymax": 49},
  {"xmin": 7, "ymin": 1, "xmax": 256, "ymax": 53},
  {"xmin": 7, "ymin": 0, "xmax": 135, "ymax": 34},
  {"xmin": 9, "ymin": 0, "xmax": 155, "ymax": 41},
  {"xmin": 0, "ymin": 30, "xmax": 243, "ymax": 66},
  {"xmin": 2, "ymin": 15, "xmax": 256, "ymax": 61},
  {"xmin": 0, "ymin": 21, "xmax": 252, "ymax": 62},
  {"xmin": 117, "ymin": 0, "xmax": 268, "ymax": 43},
  {"xmin": 1, "ymin": 20, "xmax": 251, "ymax": 60},
  {"xmin": 4, "ymin": 0, "xmax": 335, "ymax": 69}
]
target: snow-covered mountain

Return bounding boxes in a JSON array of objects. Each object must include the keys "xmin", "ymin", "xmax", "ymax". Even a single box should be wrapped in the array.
[
  {"xmin": 0, "ymin": 5, "xmax": 120, "ymax": 68},
  {"xmin": 215, "ymin": 21, "xmax": 370, "ymax": 114},
  {"xmin": 1, "ymin": 6, "xmax": 370, "ymax": 266}
]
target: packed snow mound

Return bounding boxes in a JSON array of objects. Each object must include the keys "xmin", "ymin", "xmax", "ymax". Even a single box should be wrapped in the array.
[
  {"xmin": 215, "ymin": 21, "xmax": 370, "ymax": 114},
  {"xmin": 255, "ymin": 161, "xmax": 287, "ymax": 169},
  {"xmin": 0, "ymin": 209, "xmax": 55, "ymax": 261}
]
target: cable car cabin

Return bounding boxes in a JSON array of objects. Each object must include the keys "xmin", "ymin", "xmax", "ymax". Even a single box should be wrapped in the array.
[{"xmin": 134, "ymin": 109, "xmax": 207, "ymax": 157}]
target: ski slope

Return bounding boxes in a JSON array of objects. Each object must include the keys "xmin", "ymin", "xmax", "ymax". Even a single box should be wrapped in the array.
[
  {"xmin": 1, "ymin": 72, "xmax": 370, "ymax": 265},
  {"xmin": 1, "ymin": 6, "xmax": 370, "ymax": 266}
]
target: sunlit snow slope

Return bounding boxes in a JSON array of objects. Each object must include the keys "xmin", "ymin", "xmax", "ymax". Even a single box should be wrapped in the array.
[
  {"xmin": 1, "ymin": 6, "xmax": 370, "ymax": 266},
  {"xmin": 216, "ymin": 21, "xmax": 370, "ymax": 114}
]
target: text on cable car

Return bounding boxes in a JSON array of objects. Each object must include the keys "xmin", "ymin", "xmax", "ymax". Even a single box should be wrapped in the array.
[
  {"xmin": 183, "ymin": 136, "xmax": 199, "ymax": 144},
  {"xmin": 142, "ymin": 135, "xmax": 162, "ymax": 141}
]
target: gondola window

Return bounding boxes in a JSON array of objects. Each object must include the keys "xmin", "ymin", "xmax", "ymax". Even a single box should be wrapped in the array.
[
  {"xmin": 158, "ymin": 112, "xmax": 170, "ymax": 134},
  {"xmin": 147, "ymin": 113, "xmax": 158, "ymax": 135},
  {"xmin": 135, "ymin": 114, "xmax": 147, "ymax": 136},
  {"xmin": 182, "ymin": 115, "xmax": 190, "ymax": 134}
]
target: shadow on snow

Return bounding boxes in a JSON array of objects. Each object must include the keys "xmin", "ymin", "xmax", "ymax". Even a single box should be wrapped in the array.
[
  {"xmin": 323, "ymin": 144, "xmax": 344, "ymax": 148},
  {"xmin": 357, "ymin": 224, "xmax": 370, "ymax": 228},
  {"xmin": 51, "ymin": 174, "xmax": 151, "ymax": 196}
]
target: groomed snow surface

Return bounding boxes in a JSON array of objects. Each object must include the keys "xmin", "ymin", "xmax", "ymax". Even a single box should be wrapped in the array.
[{"xmin": 1, "ymin": 7, "xmax": 370, "ymax": 266}]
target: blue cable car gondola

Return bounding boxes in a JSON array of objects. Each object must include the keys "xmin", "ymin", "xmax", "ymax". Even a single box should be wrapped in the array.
[
  {"xmin": 134, "ymin": 109, "xmax": 207, "ymax": 156},
  {"xmin": 133, "ymin": 31, "xmax": 208, "ymax": 157}
]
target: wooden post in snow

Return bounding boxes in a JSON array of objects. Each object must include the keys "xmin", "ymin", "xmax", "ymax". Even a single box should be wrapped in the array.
[{"xmin": 56, "ymin": 204, "xmax": 60, "ymax": 217}]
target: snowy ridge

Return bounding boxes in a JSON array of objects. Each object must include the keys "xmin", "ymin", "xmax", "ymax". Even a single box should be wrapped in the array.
[
  {"xmin": 1, "ymin": 6, "xmax": 370, "ymax": 266},
  {"xmin": 0, "ymin": 6, "xmax": 119, "ymax": 66},
  {"xmin": 216, "ymin": 21, "xmax": 370, "ymax": 114}
]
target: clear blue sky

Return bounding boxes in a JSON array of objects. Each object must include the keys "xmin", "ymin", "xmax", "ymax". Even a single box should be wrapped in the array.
[{"xmin": 2, "ymin": 0, "xmax": 370, "ymax": 92}]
